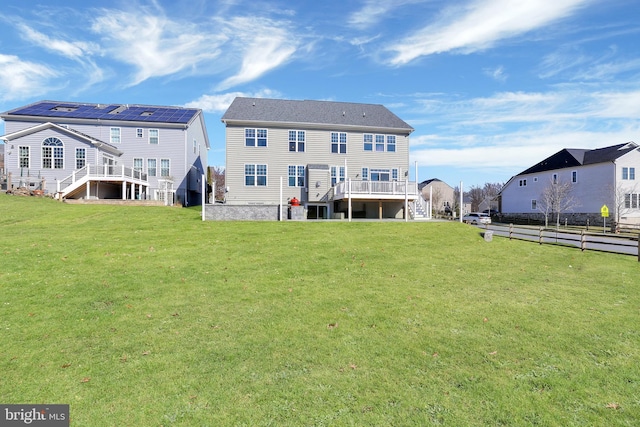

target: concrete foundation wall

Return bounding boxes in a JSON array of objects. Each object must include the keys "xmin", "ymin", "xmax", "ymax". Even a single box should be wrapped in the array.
[{"xmin": 204, "ymin": 204, "xmax": 282, "ymax": 221}]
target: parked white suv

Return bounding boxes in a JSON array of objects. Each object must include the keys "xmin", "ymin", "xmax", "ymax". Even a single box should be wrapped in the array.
[{"xmin": 462, "ymin": 212, "xmax": 491, "ymax": 225}]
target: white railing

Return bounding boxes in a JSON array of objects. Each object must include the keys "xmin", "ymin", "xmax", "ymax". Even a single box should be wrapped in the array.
[
  {"xmin": 58, "ymin": 164, "xmax": 148, "ymax": 192},
  {"xmin": 334, "ymin": 179, "xmax": 418, "ymax": 199}
]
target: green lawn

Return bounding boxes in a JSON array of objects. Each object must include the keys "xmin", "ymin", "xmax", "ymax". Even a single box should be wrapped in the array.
[{"xmin": 1, "ymin": 195, "xmax": 639, "ymax": 426}]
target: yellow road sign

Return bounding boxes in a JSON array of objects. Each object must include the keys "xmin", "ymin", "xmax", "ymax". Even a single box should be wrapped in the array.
[{"xmin": 601, "ymin": 204, "xmax": 609, "ymax": 217}]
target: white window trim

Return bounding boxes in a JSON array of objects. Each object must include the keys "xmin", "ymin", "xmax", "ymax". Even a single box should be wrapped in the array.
[
  {"xmin": 147, "ymin": 158, "xmax": 157, "ymax": 177},
  {"xmin": 18, "ymin": 146, "xmax": 30, "ymax": 169},
  {"xmin": 110, "ymin": 127, "xmax": 121, "ymax": 144},
  {"xmin": 149, "ymin": 129, "xmax": 159, "ymax": 145},
  {"xmin": 75, "ymin": 148, "xmax": 86, "ymax": 169}
]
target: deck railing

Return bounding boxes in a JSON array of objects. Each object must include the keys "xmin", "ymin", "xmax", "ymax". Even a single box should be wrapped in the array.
[
  {"xmin": 58, "ymin": 165, "xmax": 148, "ymax": 192},
  {"xmin": 334, "ymin": 179, "xmax": 418, "ymax": 199}
]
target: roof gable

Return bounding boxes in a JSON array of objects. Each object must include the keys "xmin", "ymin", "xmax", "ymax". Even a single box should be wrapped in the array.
[
  {"xmin": 221, "ymin": 97, "xmax": 414, "ymax": 133},
  {"xmin": 0, "ymin": 122, "xmax": 122, "ymax": 156},
  {"xmin": 517, "ymin": 142, "xmax": 638, "ymax": 176},
  {"xmin": 2, "ymin": 100, "xmax": 200, "ymax": 125}
]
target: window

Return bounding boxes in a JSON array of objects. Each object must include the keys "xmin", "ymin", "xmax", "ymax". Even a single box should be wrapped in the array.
[
  {"xmin": 364, "ymin": 134, "xmax": 373, "ymax": 151},
  {"xmin": 392, "ymin": 168, "xmax": 399, "ymax": 181},
  {"xmin": 572, "ymin": 170, "xmax": 577, "ymax": 183},
  {"xmin": 136, "ymin": 128, "xmax": 143, "ymax": 138},
  {"xmin": 531, "ymin": 200, "xmax": 537, "ymax": 210},
  {"xmin": 147, "ymin": 159, "xmax": 157, "ymax": 177},
  {"xmin": 633, "ymin": 194, "xmax": 639, "ymax": 209},
  {"xmin": 289, "ymin": 131, "xmax": 305, "ymax": 152},
  {"xmin": 19, "ymin": 146, "xmax": 29, "ymax": 168},
  {"xmin": 331, "ymin": 132, "xmax": 347, "ymax": 153},
  {"xmin": 75, "ymin": 148, "xmax": 86, "ymax": 169},
  {"xmin": 631, "ymin": 167, "xmax": 636, "ymax": 180},
  {"xmin": 110, "ymin": 127, "xmax": 121, "ymax": 144},
  {"xmin": 245, "ymin": 164, "xmax": 267, "ymax": 186},
  {"xmin": 519, "ymin": 179, "xmax": 527, "ymax": 187},
  {"xmin": 387, "ymin": 136, "xmax": 396, "ymax": 152},
  {"xmin": 42, "ymin": 137, "xmax": 64, "ymax": 169},
  {"xmin": 371, "ymin": 168, "xmax": 390, "ymax": 181},
  {"xmin": 330, "ymin": 166, "xmax": 345, "ymax": 186},
  {"xmin": 288, "ymin": 165, "xmax": 305, "ymax": 187},
  {"xmin": 533, "ymin": 177, "xmax": 538, "ymax": 182},
  {"xmin": 149, "ymin": 129, "xmax": 159, "ymax": 145},
  {"xmin": 160, "ymin": 159, "xmax": 170, "ymax": 177},
  {"xmin": 245, "ymin": 128, "xmax": 267, "ymax": 147},
  {"xmin": 375, "ymin": 134, "xmax": 385, "ymax": 152},
  {"xmin": 133, "ymin": 158, "xmax": 143, "ymax": 172},
  {"xmin": 552, "ymin": 173, "xmax": 558, "ymax": 184},
  {"xmin": 361, "ymin": 167, "xmax": 369, "ymax": 180},
  {"xmin": 624, "ymin": 193, "xmax": 631, "ymax": 209},
  {"xmin": 193, "ymin": 139, "xmax": 197, "ymax": 154},
  {"xmin": 622, "ymin": 167, "xmax": 628, "ymax": 180}
]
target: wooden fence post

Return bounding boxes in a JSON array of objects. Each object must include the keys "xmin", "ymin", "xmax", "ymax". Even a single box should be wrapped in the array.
[
  {"xmin": 637, "ymin": 236, "xmax": 640, "ymax": 262},
  {"xmin": 509, "ymin": 224, "xmax": 513, "ymax": 240},
  {"xmin": 539, "ymin": 227, "xmax": 543, "ymax": 245},
  {"xmin": 581, "ymin": 230, "xmax": 586, "ymax": 251}
]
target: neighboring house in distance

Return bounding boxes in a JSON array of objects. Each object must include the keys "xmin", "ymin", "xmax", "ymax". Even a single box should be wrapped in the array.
[
  {"xmin": 461, "ymin": 196, "xmax": 472, "ymax": 217},
  {"xmin": 418, "ymin": 178, "xmax": 454, "ymax": 214},
  {"xmin": 500, "ymin": 142, "xmax": 640, "ymax": 225},
  {"xmin": 0, "ymin": 101, "xmax": 209, "ymax": 205},
  {"xmin": 219, "ymin": 97, "xmax": 419, "ymax": 220}
]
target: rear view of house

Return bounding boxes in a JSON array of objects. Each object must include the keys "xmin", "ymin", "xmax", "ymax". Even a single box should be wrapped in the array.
[
  {"xmin": 1, "ymin": 101, "xmax": 209, "ymax": 205},
  {"xmin": 219, "ymin": 97, "xmax": 421, "ymax": 220}
]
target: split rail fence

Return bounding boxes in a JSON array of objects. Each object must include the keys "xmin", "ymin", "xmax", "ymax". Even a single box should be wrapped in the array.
[{"xmin": 483, "ymin": 223, "xmax": 640, "ymax": 261}]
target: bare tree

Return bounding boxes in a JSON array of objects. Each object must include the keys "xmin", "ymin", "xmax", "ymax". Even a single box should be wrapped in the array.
[
  {"xmin": 467, "ymin": 185, "xmax": 484, "ymax": 212},
  {"xmin": 482, "ymin": 182, "xmax": 503, "ymax": 211},
  {"xmin": 612, "ymin": 181, "xmax": 640, "ymax": 225},
  {"xmin": 537, "ymin": 177, "xmax": 579, "ymax": 228},
  {"xmin": 208, "ymin": 166, "xmax": 225, "ymax": 202}
]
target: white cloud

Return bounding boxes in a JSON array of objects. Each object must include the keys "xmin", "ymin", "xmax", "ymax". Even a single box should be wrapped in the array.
[
  {"xmin": 0, "ymin": 54, "xmax": 58, "ymax": 101},
  {"xmin": 90, "ymin": 9, "xmax": 226, "ymax": 86},
  {"xmin": 347, "ymin": 0, "xmax": 423, "ymax": 30},
  {"xmin": 17, "ymin": 23, "xmax": 99, "ymax": 60},
  {"xmin": 405, "ymin": 85, "xmax": 640, "ymax": 182},
  {"xmin": 184, "ymin": 89, "xmax": 282, "ymax": 113},
  {"xmin": 384, "ymin": 0, "xmax": 591, "ymax": 65},
  {"xmin": 216, "ymin": 17, "xmax": 299, "ymax": 90},
  {"xmin": 483, "ymin": 65, "xmax": 508, "ymax": 82}
]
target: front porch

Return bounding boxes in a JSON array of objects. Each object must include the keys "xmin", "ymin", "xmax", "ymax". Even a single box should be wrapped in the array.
[{"xmin": 57, "ymin": 164, "xmax": 151, "ymax": 201}]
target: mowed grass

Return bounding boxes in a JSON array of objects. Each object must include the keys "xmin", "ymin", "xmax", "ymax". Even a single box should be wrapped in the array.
[{"xmin": 1, "ymin": 195, "xmax": 639, "ymax": 426}]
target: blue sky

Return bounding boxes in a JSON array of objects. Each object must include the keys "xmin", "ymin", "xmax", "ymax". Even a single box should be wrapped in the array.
[{"xmin": 1, "ymin": 0, "xmax": 639, "ymax": 188}]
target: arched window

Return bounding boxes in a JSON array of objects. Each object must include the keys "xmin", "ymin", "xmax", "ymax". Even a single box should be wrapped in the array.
[{"xmin": 43, "ymin": 137, "xmax": 64, "ymax": 169}]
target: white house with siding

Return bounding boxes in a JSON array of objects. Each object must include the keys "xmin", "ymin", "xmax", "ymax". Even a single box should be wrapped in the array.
[
  {"xmin": 500, "ymin": 142, "xmax": 640, "ymax": 225},
  {"xmin": 220, "ymin": 97, "xmax": 420, "ymax": 220},
  {"xmin": 0, "ymin": 100, "xmax": 209, "ymax": 205}
]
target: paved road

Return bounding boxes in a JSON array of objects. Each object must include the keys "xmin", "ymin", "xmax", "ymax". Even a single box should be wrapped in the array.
[{"xmin": 475, "ymin": 223, "xmax": 639, "ymax": 257}]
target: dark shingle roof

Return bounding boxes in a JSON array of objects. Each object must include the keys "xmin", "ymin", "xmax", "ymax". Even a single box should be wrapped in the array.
[
  {"xmin": 2, "ymin": 100, "xmax": 200, "ymax": 125},
  {"xmin": 518, "ymin": 142, "xmax": 638, "ymax": 176},
  {"xmin": 221, "ymin": 97, "xmax": 414, "ymax": 133}
]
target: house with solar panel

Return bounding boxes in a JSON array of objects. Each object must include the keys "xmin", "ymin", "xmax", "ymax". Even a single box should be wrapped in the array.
[
  {"xmin": 216, "ymin": 97, "xmax": 424, "ymax": 220},
  {"xmin": 0, "ymin": 101, "xmax": 209, "ymax": 205},
  {"xmin": 500, "ymin": 142, "xmax": 640, "ymax": 225}
]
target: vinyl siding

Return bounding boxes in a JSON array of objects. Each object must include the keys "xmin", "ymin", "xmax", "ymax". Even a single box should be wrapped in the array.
[
  {"xmin": 3, "ymin": 114, "xmax": 208, "ymax": 204},
  {"xmin": 225, "ymin": 124, "xmax": 410, "ymax": 205},
  {"xmin": 501, "ymin": 163, "xmax": 616, "ymax": 214}
]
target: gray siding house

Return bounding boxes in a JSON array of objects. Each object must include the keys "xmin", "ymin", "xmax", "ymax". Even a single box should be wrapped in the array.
[
  {"xmin": 220, "ymin": 97, "xmax": 419, "ymax": 220},
  {"xmin": 1, "ymin": 101, "xmax": 209, "ymax": 205},
  {"xmin": 500, "ymin": 142, "xmax": 640, "ymax": 225}
]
